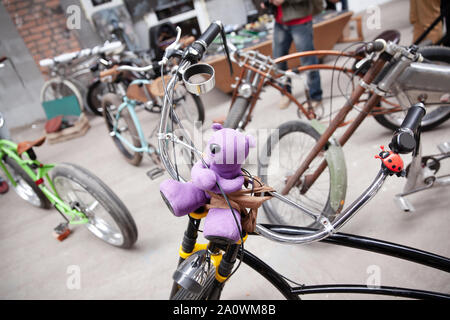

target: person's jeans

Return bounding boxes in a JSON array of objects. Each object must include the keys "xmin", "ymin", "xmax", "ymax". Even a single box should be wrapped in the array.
[{"xmin": 272, "ymin": 21, "xmax": 323, "ymax": 101}]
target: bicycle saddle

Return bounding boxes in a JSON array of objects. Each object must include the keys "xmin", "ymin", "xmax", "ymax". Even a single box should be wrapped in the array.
[{"xmin": 17, "ymin": 136, "xmax": 46, "ymax": 156}]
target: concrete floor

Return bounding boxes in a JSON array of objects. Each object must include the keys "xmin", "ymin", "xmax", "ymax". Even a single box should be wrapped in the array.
[{"xmin": 1, "ymin": 0, "xmax": 449, "ymax": 300}]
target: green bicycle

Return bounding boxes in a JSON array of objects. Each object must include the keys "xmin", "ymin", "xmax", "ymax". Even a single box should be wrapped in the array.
[{"xmin": 0, "ymin": 113, "xmax": 137, "ymax": 248}]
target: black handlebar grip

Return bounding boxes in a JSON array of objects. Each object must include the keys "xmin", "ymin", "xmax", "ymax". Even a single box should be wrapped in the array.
[
  {"xmin": 184, "ymin": 21, "xmax": 223, "ymax": 63},
  {"xmin": 400, "ymin": 102, "xmax": 426, "ymax": 132},
  {"xmin": 389, "ymin": 103, "xmax": 426, "ymax": 154},
  {"xmin": 197, "ymin": 21, "xmax": 222, "ymax": 47},
  {"xmin": 365, "ymin": 39, "xmax": 386, "ymax": 54}
]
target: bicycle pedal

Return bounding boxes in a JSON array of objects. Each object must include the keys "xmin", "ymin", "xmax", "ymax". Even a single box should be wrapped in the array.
[
  {"xmin": 146, "ymin": 167, "xmax": 165, "ymax": 180},
  {"xmin": 53, "ymin": 222, "xmax": 71, "ymax": 241}
]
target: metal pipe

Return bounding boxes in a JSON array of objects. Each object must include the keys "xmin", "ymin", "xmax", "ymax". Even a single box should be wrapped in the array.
[{"xmin": 255, "ymin": 170, "xmax": 388, "ymax": 244}]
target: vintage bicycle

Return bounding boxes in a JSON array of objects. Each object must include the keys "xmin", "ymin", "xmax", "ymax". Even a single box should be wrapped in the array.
[
  {"xmin": 255, "ymin": 38, "xmax": 450, "ymax": 228},
  {"xmin": 39, "ymin": 41, "xmax": 123, "ymax": 116},
  {"xmin": 223, "ymin": 32, "xmax": 450, "ymax": 132},
  {"xmin": 140, "ymin": 22, "xmax": 450, "ymax": 300},
  {"xmin": 0, "ymin": 113, "xmax": 137, "ymax": 248},
  {"xmin": 98, "ymin": 35, "xmax": 205, "ymax": 177}
]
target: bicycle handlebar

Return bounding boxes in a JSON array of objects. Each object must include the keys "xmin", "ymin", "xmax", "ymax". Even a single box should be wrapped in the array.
[
  {"xmin": 156, "ymin": 22, "xmax": 420, "ymax": 246},
  {"xmin": 39, "ymin": 41, "xmax": 123, "ymax": 67},
  {"xmin": 364, "ymin": 39, "xmax": 387, "ymax": 54},
  {"xmin": 389, "ymin": 102, "xmax": 426, "ymax": 154}
]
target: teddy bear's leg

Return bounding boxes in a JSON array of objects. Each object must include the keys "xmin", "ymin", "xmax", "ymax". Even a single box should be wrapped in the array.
[
  {"xmin": 203, "ymin": 208, "xmax": 242, "ymax": 243},
  {"xmin": 160, "ymin": 180, "xmax": 207, "ymax": 217}
]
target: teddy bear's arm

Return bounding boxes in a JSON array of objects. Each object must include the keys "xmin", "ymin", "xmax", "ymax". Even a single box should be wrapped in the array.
[
  {"xmin": 214, "ymin": 175, "xmax": 244, "ymax": 194},
  {"xmin": 191, "ymin": 160, "xmax": 217, "ymax": 191}
]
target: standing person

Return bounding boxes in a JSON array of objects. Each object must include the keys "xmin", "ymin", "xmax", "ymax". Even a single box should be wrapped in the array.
[
  {"xmin": 410, "ymin": 0, "xmax": 443, "ymax": 44},
  {"xmin": 264, "ymin": 0, "xmax": 324, "ymax": 109}
]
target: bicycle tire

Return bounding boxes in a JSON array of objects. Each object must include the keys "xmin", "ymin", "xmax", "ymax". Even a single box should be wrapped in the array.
[
  {"xmin": 86, "ymin": 80, "xmax": 108, "ymax": 116},
  {"xmin": 51, "ymin": 162, "xmax": 138, "ymax": 248},
  {"xmin": 172, "ymin": 90, "xmax": 205, "ymax": 125},
  {"xmin": 3, "ymin": 155, "xmax": 51, "ymax": 209},
  {"xmin": 187, "ymin": 93, "xmax": 205, "ymax": 124},
  {"xmin": 373, "ymin": 46, "xmax": 450, "ymax": 131},
  {"xmin": 223, "ymin": 97, "xmax": 250, "ymax": 129},
  {"xmin": 258, "ymin": 121, "xmax": 342, "ymax": 227},
  {"xmin": 102, "ymin": 93, "xmax": 143, "ymax": 166},
  {"xmin": 40, "ymin": 78, "xmax": 84, "ymax": 113}
]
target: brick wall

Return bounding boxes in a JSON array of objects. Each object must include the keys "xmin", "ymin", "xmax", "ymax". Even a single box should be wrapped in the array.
[{"xmin": 2, "ymin": 0, "xmax": 82, "ymax": 72}]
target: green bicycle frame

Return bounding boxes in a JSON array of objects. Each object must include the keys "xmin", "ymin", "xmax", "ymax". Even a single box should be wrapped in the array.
[{"xmin": 0, "ymin": 139, "xmax": 89, "ymax": 224}]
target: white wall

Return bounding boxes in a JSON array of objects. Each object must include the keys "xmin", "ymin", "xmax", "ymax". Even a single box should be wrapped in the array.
[{"xmin": 347, "ymin": 0, "xmax": 393, "ymax": 14}]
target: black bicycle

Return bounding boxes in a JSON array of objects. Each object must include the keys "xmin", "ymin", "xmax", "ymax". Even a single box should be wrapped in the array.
[{"xmin": 136, "ymin": 22, "xmax": 449, "ymax": 300}]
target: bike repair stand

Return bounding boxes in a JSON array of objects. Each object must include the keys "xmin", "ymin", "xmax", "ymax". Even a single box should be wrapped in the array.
[{"xmin": 395, "ymin": 141, "xmax": 450, "ymax": 212}]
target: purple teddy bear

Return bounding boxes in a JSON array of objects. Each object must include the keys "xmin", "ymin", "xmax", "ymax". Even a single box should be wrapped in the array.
[{"xmin": 160, "ymin": 123, "xmax": 255, "ymax": 243}]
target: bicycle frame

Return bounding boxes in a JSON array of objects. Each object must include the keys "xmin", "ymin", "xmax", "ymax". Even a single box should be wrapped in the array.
[
  {"xmin": 155, "ymin": 24, "xmax": 450, "ymax": 300},
  {"xmin": 171, "ymin": 215, "xmax": 450, "ymax": 300},
  {"xmin": 281, "ymin": 51, "xmax": 450, "ymax": 197},
  {"xmin": 230, "ymin": 49, "xmax": 401, "ymax": 130},
  {"xmin": 0, "ymin": 139, "xmax": 89, "ymax": 224},
  {"xmin": 113, "ymin": 97, "xmax": 154, "ymax": 155}
]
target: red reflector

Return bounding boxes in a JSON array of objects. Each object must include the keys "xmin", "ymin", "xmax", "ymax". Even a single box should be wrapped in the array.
[{"xmin": 35, "ymin": 178, "xmax": 44, "ymax": 185}]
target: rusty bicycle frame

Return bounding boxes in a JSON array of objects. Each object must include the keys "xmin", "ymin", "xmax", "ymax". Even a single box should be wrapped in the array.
[{"xmin": 229, "ymin": 49, "xmax": 401, "ymax": 130}]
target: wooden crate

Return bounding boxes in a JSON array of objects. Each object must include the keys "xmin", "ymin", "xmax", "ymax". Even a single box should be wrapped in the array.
[{"xmin": 46, "ymin": 113, "xmax": 90, "ymax": 144}]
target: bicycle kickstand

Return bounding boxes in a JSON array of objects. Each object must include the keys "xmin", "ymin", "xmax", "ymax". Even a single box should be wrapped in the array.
[
  {"xmin": 394, "ymin": 181, "xmax": 434, "ymax": 212},
  {"xmin": 146, "ymin": 166, "xmax": 165, "ymax": 180}
]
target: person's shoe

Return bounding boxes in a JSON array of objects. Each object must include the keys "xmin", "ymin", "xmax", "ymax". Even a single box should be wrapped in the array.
[
  {"xmin": 0, "ymin": 180, "xmax": 9, "ymax": 194},
  {"xmin": 278, "ymin": 96, "xmax": 291, "ymax": 109}
]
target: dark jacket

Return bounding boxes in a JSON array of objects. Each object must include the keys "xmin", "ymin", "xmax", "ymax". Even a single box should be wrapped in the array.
[{"xmin": 278, "ymin": 0, "xmax": 324, "ymax": 23}]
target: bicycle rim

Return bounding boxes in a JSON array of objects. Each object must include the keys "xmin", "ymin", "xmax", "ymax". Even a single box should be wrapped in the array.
[
  {"xmin": 3, "ymin": 161, "xmax": 43, "ymax": 207},
  {"xmin": 53, "ymin": 176, "xmax": 125, "ymax": 246},
  {"xmin": 260, "ymin": 123, "xmax": 333, "ymax": 227},
  {"xmin": 173, "ymin": 86, "xmax": 204, "ymax": 125}
]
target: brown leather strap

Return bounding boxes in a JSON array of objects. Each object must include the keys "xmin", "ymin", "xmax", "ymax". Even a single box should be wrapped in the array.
[{"xmin": 206, "ymin": 176, "xmax": 274, "ymax": 233}]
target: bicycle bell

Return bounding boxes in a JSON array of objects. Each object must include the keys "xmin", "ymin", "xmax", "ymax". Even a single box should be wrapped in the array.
[
  {"xmin": 172, "ymin": 249, "xmax": 212, "ymax": 294},
  {"xmin": 182, "ymin": 63, "xmax": 215, "ymax": 95}
]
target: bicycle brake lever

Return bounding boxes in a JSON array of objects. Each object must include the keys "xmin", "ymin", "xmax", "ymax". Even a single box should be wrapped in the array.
[
  {"xmin": 220, "ymin": 27, "xmax": 234, "ymax": 76},
  {"xmin": 162, "ymin": 27, "xmax": 182, "ymax": 64}
]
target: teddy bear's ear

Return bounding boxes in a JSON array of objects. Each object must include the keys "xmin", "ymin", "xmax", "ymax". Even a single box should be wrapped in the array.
[
  {"xmin": 212, "ymin": 123, "xmax": 223, "ymax": 131},
  {"xmin": 245, "ymin": 134, "xmax": 256, "ymax": 148}
]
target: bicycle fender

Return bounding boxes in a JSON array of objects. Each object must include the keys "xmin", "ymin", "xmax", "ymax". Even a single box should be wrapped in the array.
[{"xmin": 309, "ymin": 119, "xmax": 347, "ymax": 214}]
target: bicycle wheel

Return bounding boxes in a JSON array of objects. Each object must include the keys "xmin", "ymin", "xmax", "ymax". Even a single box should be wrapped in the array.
[
  {"xmin": 172, "ymin": 85, "xmax": 205, "ymax": 125},
  {"xmin": 51, "ymin": 163, "xmax": 138, "ymax": 248},
  {"xmin": 40, "ymin": 78, "xmax": 84, "ymax": 112},
  {"xmin": 86, "ymin": 80, "xmax": 110, "ymax": 116},
  {"xmin": 373, "ymin": 46, "xmax": 450, "ymax": 131},
  {"xmin": 165, "ymin": 117, "xmax": 198, "ymax": 182},
  {"xmin": 102, "ymin": 93, "xmax": 143, "ymax": 166},
  {"xmin": 223, "ymin": 97, "xmax": 250, "ymax": 129},
  {"xmin": 2, "ymin": 156, "xmax": 51, "ymax": 209},
  {"xmin": 258, "ymin": 121, "xmax": 342, "ymax": 227}
]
